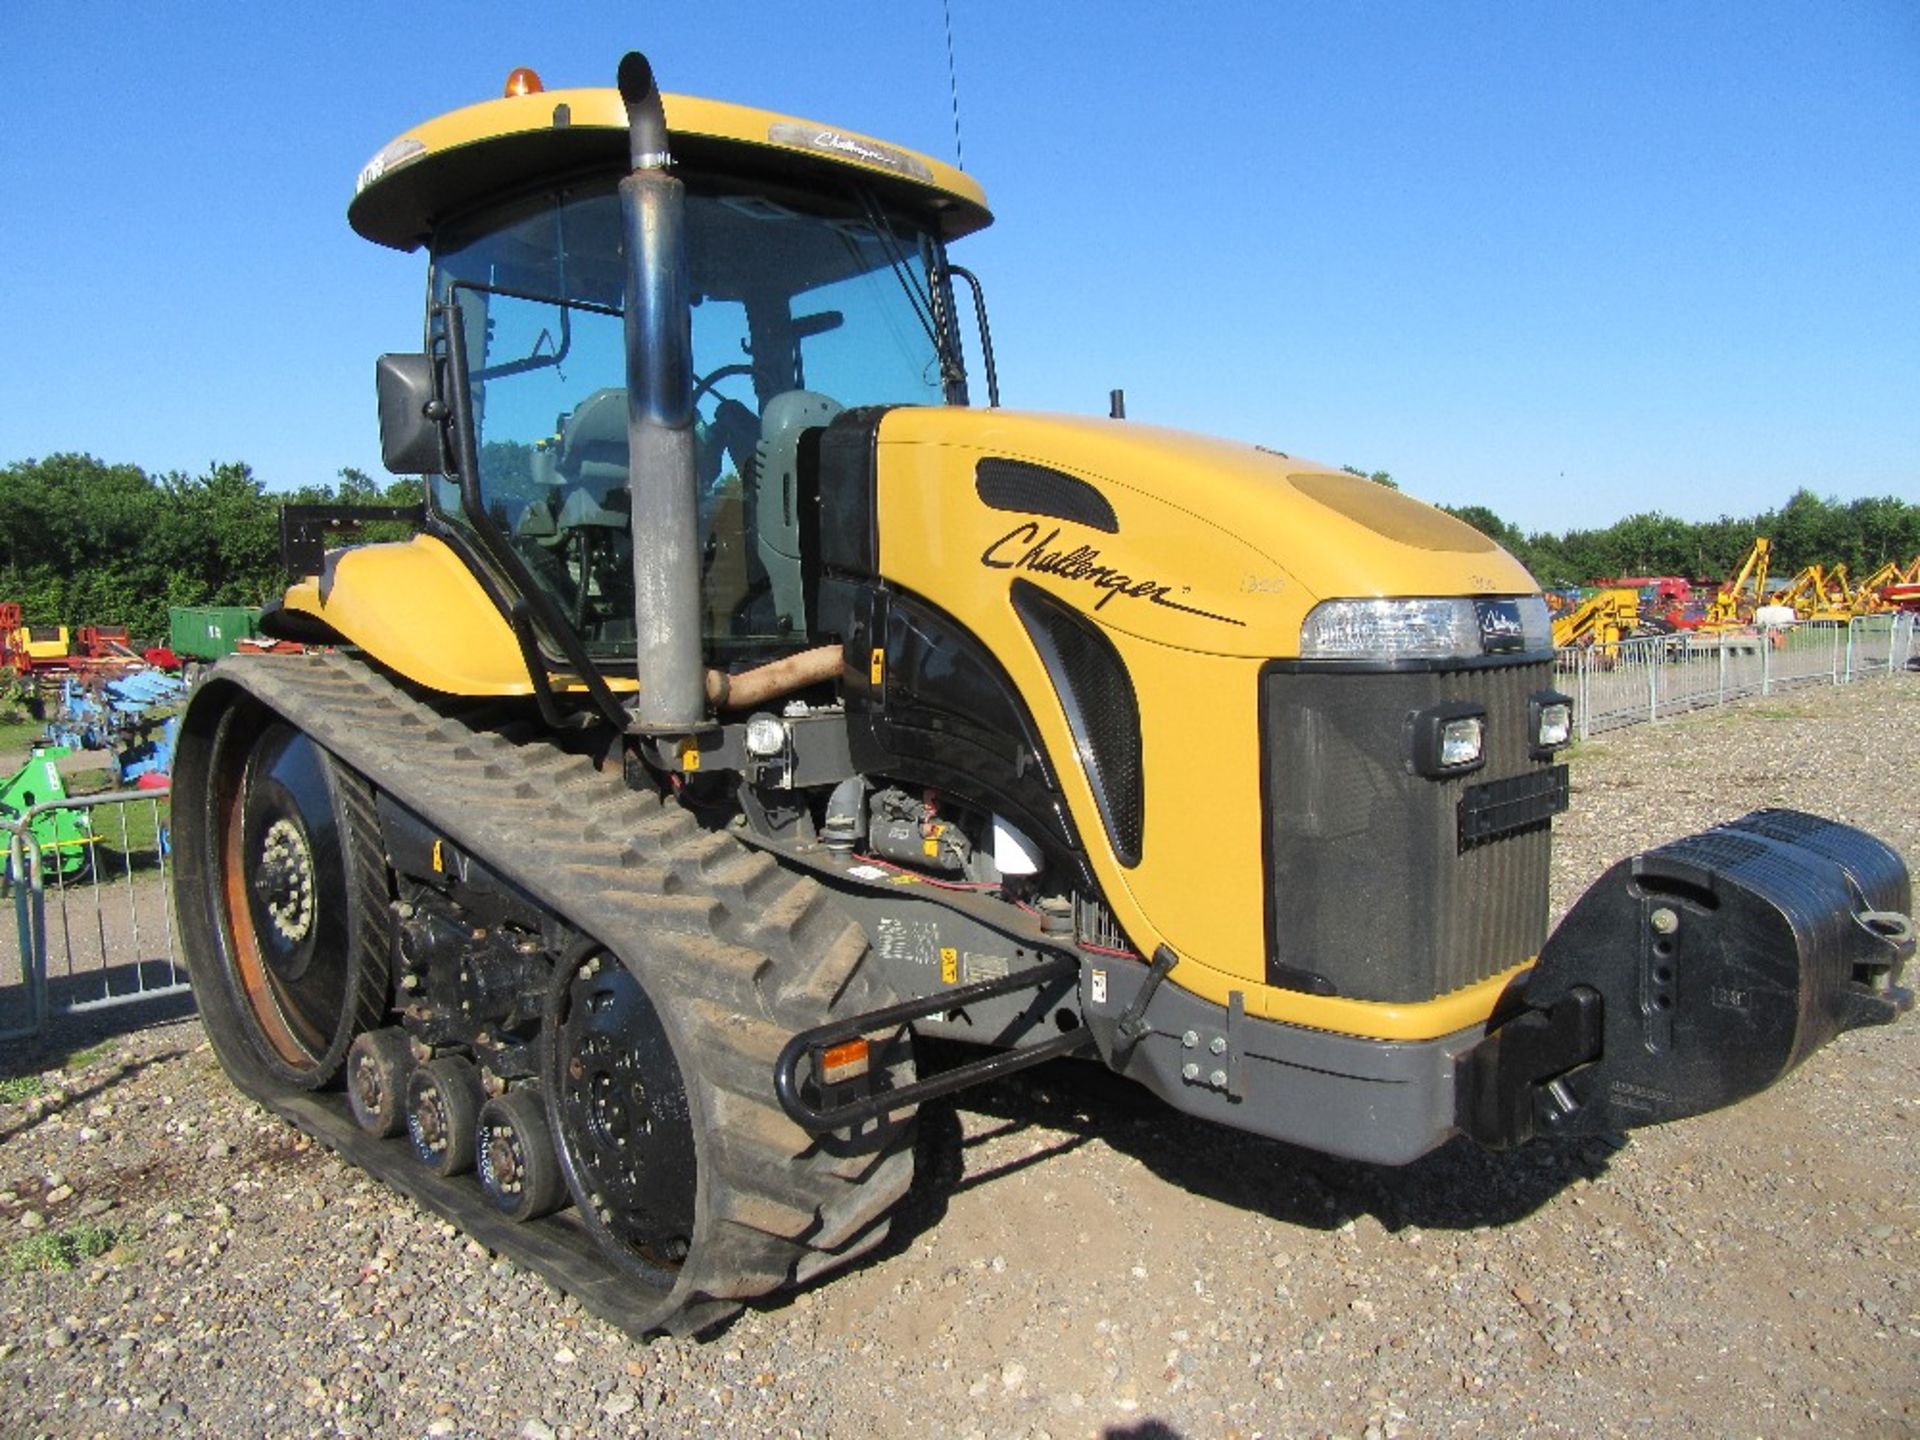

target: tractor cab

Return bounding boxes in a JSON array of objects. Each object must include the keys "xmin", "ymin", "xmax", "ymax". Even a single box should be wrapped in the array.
[
  {"xmin": 431, "ymin": 180, "xmax": 961, "ymax": 657},
  {"xmin": 348, "ymin": 74, "xmax": 991, "ymax": 671}
]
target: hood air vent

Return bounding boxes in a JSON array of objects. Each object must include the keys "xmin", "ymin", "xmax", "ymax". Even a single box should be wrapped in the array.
[
  {"xmin": 976, "ymin": 459, "xmax": 1118, "ymax": 534},
  {"xmin": 1011, "ymin": 579, "xmax": 1143, "ymax": 866}
]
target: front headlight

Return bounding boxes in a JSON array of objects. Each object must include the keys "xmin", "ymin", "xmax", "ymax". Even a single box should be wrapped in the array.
[
  {"xmin": 1299, "ymin": 595, "xmax": 1552, "ymax": 661},
  {"xmin": 1410, "ymin": 702, "xmax": 1487, "ymax": 777},
  {"xmin": 1439, "ymin": 714, "xmax": 1485, "ymax": 768},
  {"xmin": 1299, "ymin": 598, "xmax": 1481, "ymax": 661},
  {"xmin": 1530, "ymin": 691, "xmax": 1575, "ymax": 753}
]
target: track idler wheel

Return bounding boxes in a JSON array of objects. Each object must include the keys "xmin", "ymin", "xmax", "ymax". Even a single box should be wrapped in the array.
[
  {"xmin": 546, "ymin": 951, "xmax": 697, "ymax": 1286},
  {"xmin": 406, "ymin": 1056, "xmax": 485, "ymax": 1177},
  {"xmin": 478, "ymin": 1088, "xmax": 567, "ymax": 1222},
  {"xmin": 180, "ymin": 708, "xmax": 392, "ymax": 1094},
  {"xmin": 346, "ymin": 1029, "xmax": 414, "ymax": 1138}
]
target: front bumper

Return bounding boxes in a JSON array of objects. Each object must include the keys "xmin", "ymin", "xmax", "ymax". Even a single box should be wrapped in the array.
[
  {"xmin": 1079, "ymin": 950, "xmax": 1483, "ymax": 1165},
  {"xmin": 1079, "ymin": 808, "xmax": 1912, "ymax": 1165}
]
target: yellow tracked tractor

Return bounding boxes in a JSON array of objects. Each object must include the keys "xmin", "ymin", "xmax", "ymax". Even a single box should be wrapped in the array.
[{"xmin": 172, "ymin": 54, "xmax": 1915, "ymax": 1337}]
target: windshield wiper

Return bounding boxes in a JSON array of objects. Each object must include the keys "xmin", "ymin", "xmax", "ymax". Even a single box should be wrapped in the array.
[{"xmin": 850, "ymin": 186, "xmax": 965, "ymax": 395}]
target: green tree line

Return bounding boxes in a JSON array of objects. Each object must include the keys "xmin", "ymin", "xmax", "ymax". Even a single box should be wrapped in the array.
[
  {"xmin": 0, "ymin": 454, "xmax": 419, "ymax": 642},
  {"xmin": 1336, "ymin": 468, "xmax": 1915, "ymax": 590},
  {"xmin": 2, "ymin": 453, "xmax": 1914, "ymax": 642},
  {"xmin": 1442, "ymin": 490, "xmax": 1920, "ymax": 590}
]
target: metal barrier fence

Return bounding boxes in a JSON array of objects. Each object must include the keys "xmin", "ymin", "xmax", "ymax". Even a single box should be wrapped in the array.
[
  {"xmin": 1558, "ymin": 613, "xmax": 1917, "ymax": 740},
  {"xmin": 2, "ymin": 787, "xmax": 183, "ymax": 1043}
]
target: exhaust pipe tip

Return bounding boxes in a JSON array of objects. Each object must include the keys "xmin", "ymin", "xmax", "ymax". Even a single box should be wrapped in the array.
[{"xmin": 618, "ymin": 52, "xmax": 670, "ymax": 172}]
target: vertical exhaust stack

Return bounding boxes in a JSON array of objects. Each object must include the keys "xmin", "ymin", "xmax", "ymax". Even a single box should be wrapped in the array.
[{"xmin": 618, "ymin": 52, "xmax": 707, "ymax": 733}]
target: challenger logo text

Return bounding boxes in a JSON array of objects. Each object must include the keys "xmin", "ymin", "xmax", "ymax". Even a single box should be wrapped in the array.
[{"xmin": 981, "ymin": 523, "xmax": 1243, "ymax": 626}]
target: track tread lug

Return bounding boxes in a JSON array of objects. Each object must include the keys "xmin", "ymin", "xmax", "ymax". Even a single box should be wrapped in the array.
[
  {"xmin": 707, "ymin": 1184, "xmax": 815, "ymax": 1241},
  {"xmin": 706, "ymin": 1088, "xmax": 814, "ymax": 1159},
  {"xmin": 683, "ymin": 999, "xmax": 787, "ymax": 1064},
  {"xmin": 774, "ymin": 925, "xmax": 873, "ymax": 1018}
]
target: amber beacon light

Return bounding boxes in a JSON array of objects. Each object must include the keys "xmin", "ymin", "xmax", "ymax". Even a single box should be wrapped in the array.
[{"xmin": 503, "ymin": 67, "xmax": 543, "ymax": 97}]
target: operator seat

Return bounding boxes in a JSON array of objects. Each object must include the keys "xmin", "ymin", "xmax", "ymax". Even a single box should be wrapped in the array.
[
  {"xmin": 751, "ymin": 390, "xmax": 842, "ymax": 634},
  {"xmin": 554, "ymin": 387, "xmax": 631, "ymax": 498}
]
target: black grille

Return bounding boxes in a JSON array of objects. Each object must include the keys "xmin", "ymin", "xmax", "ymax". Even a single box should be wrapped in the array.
[
  {"xmin": 1261, "ymin": 661, "xmax": 1556, "ymax": 1002},
  {"xmin": 976, "ymin": 459, "xmax": 1119, "ymax": 534},
  {"xmin": 1075, "ymin": 896, "xmax": 1133, "ymax": 953},
  {"xmin": 1013, "ymin": 581, "xmax": 1143, "ymax": 865}
]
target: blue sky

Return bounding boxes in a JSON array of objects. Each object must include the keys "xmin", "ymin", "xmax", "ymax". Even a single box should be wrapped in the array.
[{"xmin": 2, "ymin": 2, "xmax": 1914, "ymax": 535}]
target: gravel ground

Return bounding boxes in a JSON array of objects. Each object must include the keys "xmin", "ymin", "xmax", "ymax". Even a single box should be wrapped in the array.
[{"xmin": 2, "ymin": 672, "xmax": 1915, "ymax": 1440}]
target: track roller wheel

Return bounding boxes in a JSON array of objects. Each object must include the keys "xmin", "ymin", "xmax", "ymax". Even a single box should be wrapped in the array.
[
  {"xmin": 407, "ymin": 1056, "xmax": 485, "ymax": 1176},
  {"xmin": 346, "ymin": 1029, "xmax": 413, "ymax": 1138},
  {"xmin": 179, "ymin": 707, "xmax": 392, "ymax": 1093},
  {"xmin": 477, "ymin": 1088, "xmax": 567, "ymax": 1221}
]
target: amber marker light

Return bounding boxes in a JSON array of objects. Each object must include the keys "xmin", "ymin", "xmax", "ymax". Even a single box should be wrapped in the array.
[
  {"xmin": 504, "ymin": 67, "xmax": 544, "ymax": 97},
  {"xmin": 819, "ymin": 1038, "xmax": 871, "ymax": 1086}
]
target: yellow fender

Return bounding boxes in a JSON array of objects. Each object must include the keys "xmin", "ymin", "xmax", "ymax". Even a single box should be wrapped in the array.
[{"xmin": 278, "ymin": 534, "xmax": 536, "ymax": 696}]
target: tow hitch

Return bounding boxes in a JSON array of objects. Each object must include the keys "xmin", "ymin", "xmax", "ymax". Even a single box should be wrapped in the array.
[{"xmin": 1459, "ymin": 808, "xmax": 1913, "ymax": 1148}]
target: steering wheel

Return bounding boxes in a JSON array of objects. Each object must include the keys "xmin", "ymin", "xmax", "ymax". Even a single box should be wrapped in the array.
[
  {"xmin": 692, "ymin": 363, "xmax": 755, "ymax": 409},
  {"xmin": 693, "ymin": 364, "xmax": 761, "ymax": 498}
]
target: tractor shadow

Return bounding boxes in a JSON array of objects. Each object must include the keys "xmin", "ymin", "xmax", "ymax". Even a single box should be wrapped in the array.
[
  {"xmin": 0, "ymin": 1042, "xmax": 189, "ymax": 1148},
  {"xmin": 880, "ymin": 1043, "xmax": 1621, "ymax": 1251}
]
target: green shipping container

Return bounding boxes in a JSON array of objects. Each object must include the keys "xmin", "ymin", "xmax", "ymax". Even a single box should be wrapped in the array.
[{"xmin": 168, "ymin": 605, "xmax": 264, "ymax": 661}]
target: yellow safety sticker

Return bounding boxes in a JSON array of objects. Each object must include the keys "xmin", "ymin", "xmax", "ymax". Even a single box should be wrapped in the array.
[
  {"xmin": 940, "ymin": 947, "xmax": 958, "ymax": 984},
  {"xmin": 869, "ymin": 647, "xmax": 885, "ymax": 685},
  {"xmin": 682, "ymin": 742, "xmax": 702, "ymax": 773},
  {"xmin": 922, "ymin": 836, "xmax": 940, "ymax": 858},
  {"xmin": 431, "ymin": 839, "xmax": 444, "ymax": 874}
]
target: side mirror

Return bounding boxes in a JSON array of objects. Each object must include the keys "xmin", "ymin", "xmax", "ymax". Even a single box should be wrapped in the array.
[{"xmin": 375, "ymin": 353, "xmax": 449, "ymax": 475}]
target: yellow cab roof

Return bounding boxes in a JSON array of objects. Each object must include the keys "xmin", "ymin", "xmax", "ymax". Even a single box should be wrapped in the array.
[{"xmin": 349, "ymin": 84, "xmax": 993, "ymax": 251}]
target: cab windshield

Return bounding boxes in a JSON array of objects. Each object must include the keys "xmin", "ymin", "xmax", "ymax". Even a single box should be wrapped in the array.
[{"xmin": 430, "ymin": 181, "xmax": 962, "ymax": 658}]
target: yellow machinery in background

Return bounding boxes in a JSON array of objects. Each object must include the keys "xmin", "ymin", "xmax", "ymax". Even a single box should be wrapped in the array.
[
  {"xmin": 1882, "ymin": 554, "xmax": 1920, "ymax": 612},
  {"xmin": 1853, "ymin": 557, "xmax": 1919, "ymax": 615},
  {"xmin": 1550, "ymin": 587, "xmax": 1642, "ymax": 650},
  {"xmin": 1771, "ymin": 564, "xmax": 1855, "ymax": 622},
  {"xmin": 1699, "ymin": 537, "xmax": 1771, "ymax": 629},
  {"xmin": 1856, "ymin": 561, "xmax": 1901, "ymax": 612},
  {"xmin": 0, "ymin": 603, "xmax": 72, "ymax": 673}
]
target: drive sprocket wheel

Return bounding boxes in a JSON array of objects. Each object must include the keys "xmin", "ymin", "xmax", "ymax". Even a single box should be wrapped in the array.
[
  {"xmin": 541, "ymin": 850, "xmax": 919, "ymax": 1332},
  {"xmin": 179, "ymin": 703, "xmax": 391, "ymax": 1093}
]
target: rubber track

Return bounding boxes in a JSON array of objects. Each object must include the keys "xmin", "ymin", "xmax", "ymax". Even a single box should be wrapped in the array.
[
  {"xmin": 326, "ymin": 763, "xmax": 394, "ymax": 1085},
  {"xmin": 198, "ymin": 651, "xmax": 915, "ymax": 1337}
]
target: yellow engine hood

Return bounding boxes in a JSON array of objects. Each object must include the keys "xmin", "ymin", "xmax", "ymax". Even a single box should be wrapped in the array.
[{"xmin": 874, "ymin": 408, "xmax": 1536, "ymax": 659}]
